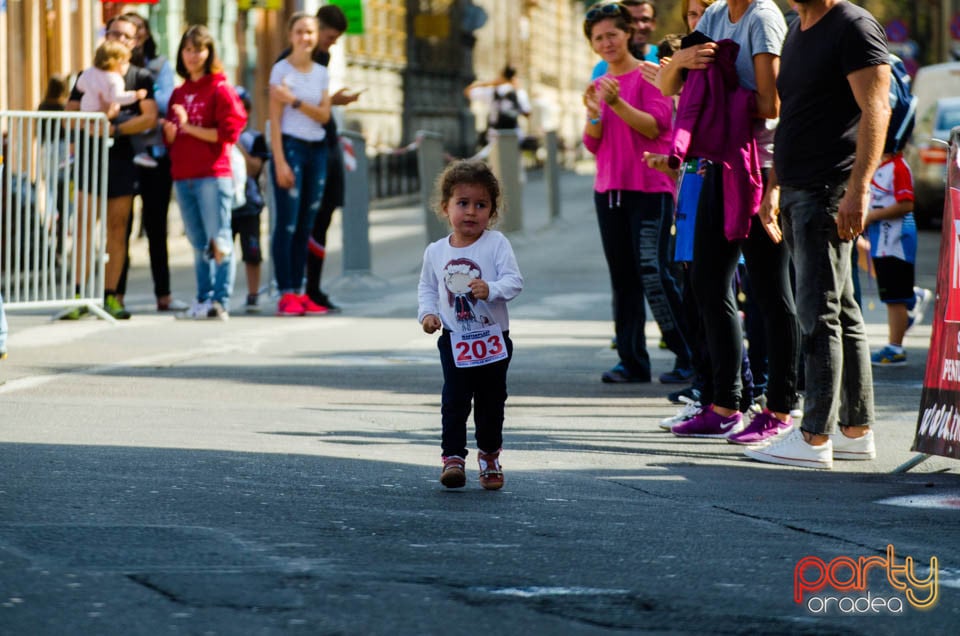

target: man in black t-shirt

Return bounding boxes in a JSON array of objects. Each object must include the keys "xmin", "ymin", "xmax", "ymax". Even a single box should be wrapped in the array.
[
  {"xmin": 748, "ymin": 0, "xmax": 890, "ymax": 470},
  {"xmin": 65, "ymin": 14, "xmax": 158, "ymax": 319}
]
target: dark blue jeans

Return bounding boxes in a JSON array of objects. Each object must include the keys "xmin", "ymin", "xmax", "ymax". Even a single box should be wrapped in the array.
[
  {"xmin": 780, "ymin": 183, "xmax": 875, "ymax": 435},
  {"xmin": 270, "ymin": 135, "xmax": 327, "ymax": 293},
  {"xmin": 690, "ymin": 164, "xmax": 800, "ymax": 413},
  {"xmin": 595, "ymin": 190, "xmax": 692, "ymax": 378},
  {"xmin": 438, "ymin": 330, "xmax": 513, "ymax": 458}
]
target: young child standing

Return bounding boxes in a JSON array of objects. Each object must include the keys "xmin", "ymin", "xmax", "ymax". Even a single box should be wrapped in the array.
[
  {"xmin": 232, "ymin": 87, "xmax": 270, "ymax": 313},
  {"xmin": 76, "ymin": 40, "xmax": 152, "ymax": 166},
  {"xmin": 76, "ymin": 40, "xmax": 148, "ymax": 114},
  {"xmin": 417, "ymin": 160, "xmax": 523, "ymax": 490},
  {"xmin": 866, "ymin": 151, "xmax": 933, "ymax": 366}
]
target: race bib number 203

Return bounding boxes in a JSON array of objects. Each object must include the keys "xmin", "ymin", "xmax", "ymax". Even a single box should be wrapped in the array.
[{"xmin": 450, "ymin": 325, "xmax": 508, "ymax": 368}]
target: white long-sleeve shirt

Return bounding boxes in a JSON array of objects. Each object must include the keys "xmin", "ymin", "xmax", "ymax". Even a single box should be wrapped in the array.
[{"xmin": 417, "ymin": 230, "xmax": 522, "ymax": 333}]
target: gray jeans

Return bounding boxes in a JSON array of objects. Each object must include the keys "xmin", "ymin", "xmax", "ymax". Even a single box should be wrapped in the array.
[{"xmin": 781, "ymin": 184, "xmax": 875, "ymax": 435}]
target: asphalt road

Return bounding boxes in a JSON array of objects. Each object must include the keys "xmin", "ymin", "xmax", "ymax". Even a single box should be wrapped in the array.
[{"xmin": 1, "ymin": 170, "xmax": 957, "ymax": 635}]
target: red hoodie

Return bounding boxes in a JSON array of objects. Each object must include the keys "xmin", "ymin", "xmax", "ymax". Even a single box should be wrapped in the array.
[{"xmin": 166, "ymin": 72, "xmax": 246, "ymax": 181}]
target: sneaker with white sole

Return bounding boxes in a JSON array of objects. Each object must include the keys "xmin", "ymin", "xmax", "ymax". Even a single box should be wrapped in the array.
[
  {"xmin": 871, "ymin": 344, "xmax": 907, "ymax": 367},
  {"xmin": 726, "ymin": 410, "xmax": 793, "ymax": 445},
  {"xmin": 743, "ymin": 428, "xmax": 833, "ymax": 469},
  {"xmin": 175, "ymin": 299, "xmax": 213, "ymax": 320},
  {"xmin": 477, "ymin": 449, "xmax": 504, "ymax": 490},
  {"xmin": 440, "ymin": 455, "xmax": 466, "ymax": 488},
  {"xmin": 832, "ymin": 428, "xmax": 876, "ymax": 460},
  {"xmin": 659, "ymin": 397, "xmax": 702, "ymax": 431},
  {"xmin": 906, "ymin": 287, "xmax": 933, "ymax": 333},
  {"xmin": 671, "ymin": 405, "xmax": 743, "ymax": 438}
]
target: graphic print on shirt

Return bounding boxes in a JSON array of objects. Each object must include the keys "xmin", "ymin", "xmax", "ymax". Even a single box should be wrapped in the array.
[
  {"xmin": 183, "ymin": 93, "xmax": 206, "ymax": 125},
  {"xmin": 443, "ymin": 258, "xmax": 495, "ymax": 331}
]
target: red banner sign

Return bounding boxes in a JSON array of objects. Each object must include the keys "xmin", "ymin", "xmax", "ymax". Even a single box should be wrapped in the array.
[{"xmin": 911, "ymin": 136, "xmax": 960, "ymax": 460}]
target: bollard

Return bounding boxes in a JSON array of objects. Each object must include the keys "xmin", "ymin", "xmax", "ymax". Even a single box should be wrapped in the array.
[
  {"xmin": 544, "ymin": 130, "xmax": 561, "ymax": 222},
  {"xmin": 488, "ymin": 129, "xmax": 523, "ymax": 233},
  {"xmin": 329, "ymin": 130, "xmax": 387, "ymax": 295},
  {"xmin": 340, "ymin": 130, "xmax": 371, "ymax": 275},
  {"xmin": 416, "ymin": 130, "xmax": 448, "ymax": 243}
]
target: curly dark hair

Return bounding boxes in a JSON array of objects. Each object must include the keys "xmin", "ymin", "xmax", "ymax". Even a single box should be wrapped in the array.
[{"xmin": 433, "ymin": 160, "xmax": 502, "ymax": 227}]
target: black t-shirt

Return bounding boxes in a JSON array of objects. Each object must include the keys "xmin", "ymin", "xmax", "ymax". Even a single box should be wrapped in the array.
[
  {"xmin": 69, "ymin": 64, "xmax": 155, "ymax": 158},
  {"xmin": 774, "ymin": 2, "xmax": 888, "ymax": 188}
]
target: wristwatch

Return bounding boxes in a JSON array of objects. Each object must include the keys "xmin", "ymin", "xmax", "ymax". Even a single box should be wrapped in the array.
[{"xmin": 292, "ymin": 99, "xmax": 302, "ymax": 109}]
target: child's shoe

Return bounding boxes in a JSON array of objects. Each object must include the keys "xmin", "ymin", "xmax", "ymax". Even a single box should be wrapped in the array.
[
  {"xmin": 245, "ymin": 293, "xmax": 260, "ymax": 314},
  {"xmin": 477, "ymin": 449, "xmax": 504, "ymax": 490},
  {"xmin": 440, "ymin": 456, "xmax": 466, "ymax": 489},
  {"xmin": 871, "ymin": 344, "xmax": 906, "ymax": 367},
  {"xmin": 133, "ymin": 152, "xmax": 159, "ymax": 168},
  {"xmin": 906, "ymin": 287, "xmax": 933, "ymax": 332}
]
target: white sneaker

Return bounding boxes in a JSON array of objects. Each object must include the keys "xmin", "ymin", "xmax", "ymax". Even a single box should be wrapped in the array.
[
  {"xmin": 832, "ymin": 428, "xmax": 876, "ymax": 460},
  {"xmin": 906, "ymin": 287, "xmax": 933, "ymax": 333},
  {"xmin": 743, "ymin": 428, "xmax": 833, "ymax": 469},
  {"xmin": 133, "ymin": 152, "xmax": 159, "ymax": 168},
  {"xmin": 659, "ymin": 397, "xmax": 702, "ymax": 430},
  {"xmin": 175, "ymin": 299, "xmax": 213, "ymax": 320}
]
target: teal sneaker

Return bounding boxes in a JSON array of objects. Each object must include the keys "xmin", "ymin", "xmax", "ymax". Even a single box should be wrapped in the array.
[
  {"xmin": 104, "ymin": 294, "xmax": 131, "ymax": 320},
  {"xmin": 871, "ymin": 345, "xmax": 906, "ymax": 367}
]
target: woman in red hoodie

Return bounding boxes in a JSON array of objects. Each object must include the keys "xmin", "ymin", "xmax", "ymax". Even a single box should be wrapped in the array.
[{"xmin": 162, "ymin": 25, "xmax": 246, "ymax": 320}]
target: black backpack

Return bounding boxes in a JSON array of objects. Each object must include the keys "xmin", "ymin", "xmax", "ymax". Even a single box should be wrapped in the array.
[
  {"xmin": 491, "ymin": 88, "xmax": 522, "ymax": 130},
  {"xmin": 885, "ymin": 54, "xmax": 917, "ymax": 154}
]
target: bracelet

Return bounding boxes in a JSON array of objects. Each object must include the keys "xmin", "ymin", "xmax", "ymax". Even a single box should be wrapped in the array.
[
  {"xmin": 292, "ymin": 99, "xmax": 302, "ymax": 109},
  {"xmin": 589, "ymin": 117, "xmax": 600, "ymax": 125}
]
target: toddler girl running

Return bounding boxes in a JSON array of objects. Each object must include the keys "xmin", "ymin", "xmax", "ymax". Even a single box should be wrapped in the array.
[{"xmin": 417, "ymin": 160, "xmax": 523, "ymax": 490}]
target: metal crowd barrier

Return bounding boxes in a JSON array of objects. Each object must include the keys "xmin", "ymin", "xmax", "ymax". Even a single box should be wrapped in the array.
[{"xmin": 1, "ymin": 111, "xmax": 112, "ymax": 321}]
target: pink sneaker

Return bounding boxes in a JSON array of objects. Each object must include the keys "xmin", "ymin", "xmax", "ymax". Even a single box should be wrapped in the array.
[
  {"xmin": 299, "ymin": 294, "xmax": 329, "ymax": 316},
  {"xmin": 276, "ymin": 293, "xmax": 305, "ymax": 316},
  {"xmin": 671, "ymin": 405, "xmax": 743, "ymax": 438},
  {"xmin": 726, "ymin": 410, "xmax": 793, "ymax": 445}
]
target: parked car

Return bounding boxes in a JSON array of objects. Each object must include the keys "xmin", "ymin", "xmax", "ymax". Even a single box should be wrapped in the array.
[
  {"xmin": 904, "ymin": 62, "xmax": 960, "ymax": 226},
  {"xmin": 904, "ymin": 96, "xmax": 960, "ymax": 226}
]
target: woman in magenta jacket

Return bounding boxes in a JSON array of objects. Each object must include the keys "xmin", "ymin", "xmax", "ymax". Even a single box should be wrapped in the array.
[
  {"xmin": 163, "ymin": 25, "xmax": 246, "ymax": 320},
  {"xmin": 582, "ymin": 3, "xmax": 692, "ymax": 385}
]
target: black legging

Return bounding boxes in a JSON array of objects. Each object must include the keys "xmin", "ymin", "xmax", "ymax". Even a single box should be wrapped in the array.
[
  {"xmin": 117, "ymin": 155, "xmax": 173, "ymax": 298},
  {"xmin": 690, "ymin": 164, "xmax": 800, "ymax": 413}
]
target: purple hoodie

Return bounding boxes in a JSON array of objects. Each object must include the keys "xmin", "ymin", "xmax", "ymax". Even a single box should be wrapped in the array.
[{"xmin": 668, "ymin": 39, "xmax": 762, "ymax": 241}]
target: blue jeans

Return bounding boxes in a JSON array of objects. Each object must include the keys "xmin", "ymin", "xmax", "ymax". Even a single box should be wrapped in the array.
[
  {"xmin": 0, "ymin": 292, "xmax": 7, "ymax": 353},
  {"xmin": 270, "ymin": 136, "xmax": 327, "ymax": 293},
  {"xmin": 174, "ymin": 177, "xmax": 236, "ymax": 305},
  {"xmin": 781, "ymin": 183, "xmax": 875, "ymax": 435},
  {"xmin": 594, "ymin": 190, "xmax": 692, "ymax": 378}
]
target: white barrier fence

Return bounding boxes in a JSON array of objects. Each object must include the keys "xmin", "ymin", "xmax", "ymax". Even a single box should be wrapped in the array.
[{"xmin": 1, "ymin": 111, "xmax": 113, "ymax": 320}]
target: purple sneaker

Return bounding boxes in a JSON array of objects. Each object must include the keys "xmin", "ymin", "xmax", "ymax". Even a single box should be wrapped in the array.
[
  {"xmin": 726, "ymin": 410, "xmax": 793, "ymax": 445},
  {"xmin": 671, "ymin": 405, "xmax": 743, "ymax": 438}
]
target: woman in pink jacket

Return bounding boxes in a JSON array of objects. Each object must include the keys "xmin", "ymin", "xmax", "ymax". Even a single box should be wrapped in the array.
[
  {"xmin": 582, "ymin": 2, "xmax": 692, "ymax": 385},
  {"xmin": 163, "ymin": 25, "xmax": 246, "ymax": 320}
]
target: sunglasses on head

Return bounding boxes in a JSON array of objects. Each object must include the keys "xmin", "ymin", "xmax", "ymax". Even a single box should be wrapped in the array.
[{"xmin": 585, "ymin": 2, "xmax": 626, "ymax": 22}]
